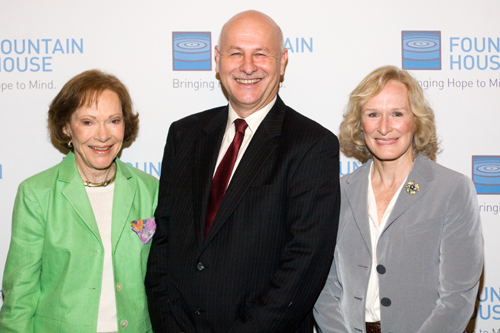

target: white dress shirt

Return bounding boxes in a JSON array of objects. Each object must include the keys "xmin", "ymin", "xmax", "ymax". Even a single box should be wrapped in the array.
[
  {"xmin": 365, "ymin": 164, "xmax": 407, "ymax": 322},
  {"xmin": 213, "ymin": 96, "xmax": 277, "ymax": 183}
]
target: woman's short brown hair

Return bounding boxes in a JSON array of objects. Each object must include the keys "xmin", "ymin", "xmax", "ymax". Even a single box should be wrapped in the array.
[
  {"xmin": 48, "ymin": 69, "xmax": 139, "ymax": 147},
  {"xmin": 339, "ymin": 65, "xmax": 439, "ymax": 162}
]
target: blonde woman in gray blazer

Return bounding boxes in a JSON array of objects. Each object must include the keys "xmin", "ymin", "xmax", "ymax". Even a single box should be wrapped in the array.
[{"xmin": 314, "ymin": 66, "xmax": 483, "ymax": 333}]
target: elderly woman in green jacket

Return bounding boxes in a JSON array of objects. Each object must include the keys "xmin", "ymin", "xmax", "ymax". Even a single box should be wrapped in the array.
[{"xmin": 0, "ymin": 70, "xmax": 158, "ymax": 332}]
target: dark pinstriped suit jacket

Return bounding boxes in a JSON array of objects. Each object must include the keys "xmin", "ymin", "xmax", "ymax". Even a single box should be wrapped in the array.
[{"xmin": 145, "ymin": 96, "xmax": 340, "ymax": 333}]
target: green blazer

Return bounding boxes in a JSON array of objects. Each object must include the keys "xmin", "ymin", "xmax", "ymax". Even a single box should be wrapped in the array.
[{"xmin": 0, "ymin": 152, "xmax": 159, "ymax": 333}]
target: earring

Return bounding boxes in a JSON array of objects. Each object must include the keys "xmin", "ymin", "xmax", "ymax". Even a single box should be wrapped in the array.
[{"xmin": 68, "ymin": 141, "xmax": 73, "ymax": 148}]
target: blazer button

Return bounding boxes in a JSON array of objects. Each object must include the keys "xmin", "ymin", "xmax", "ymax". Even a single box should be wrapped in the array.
[
  {"xmin": 381, "ymin": 297, "xmax": 391, "ymax": 307},
  {"xmin": 120, "ymin": 320, "xmax": 128, "ymax": 328},
  {"xmin": 194, "ymin": 308, "xmax": 201, "ymax": 315},
  {"xmin": 376, "ymin": 265, "xmax": 386, "ymax": 274},
  {"xmin": 116, "ymin": 282, "xmax": 122, "ymax": 291},
  {"xmin": 197, "ymin": 262, "xmax": 205, "ymax": 271}
]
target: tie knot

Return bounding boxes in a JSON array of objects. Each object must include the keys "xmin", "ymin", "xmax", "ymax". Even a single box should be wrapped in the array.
[{"xmin": 234, "ymin": 119, "xmax": 248, "ymax": 134}]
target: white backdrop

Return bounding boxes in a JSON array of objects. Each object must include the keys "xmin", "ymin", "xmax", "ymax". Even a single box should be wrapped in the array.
[{"xmin": 1, "ymin": 1, "xmax": 499, "ymax": 331}]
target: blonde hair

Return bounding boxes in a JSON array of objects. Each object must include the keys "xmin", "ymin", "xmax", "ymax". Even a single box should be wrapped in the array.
[{"xmin": 339, "ymin": 65, "xmax": 439, "ymax": 162}]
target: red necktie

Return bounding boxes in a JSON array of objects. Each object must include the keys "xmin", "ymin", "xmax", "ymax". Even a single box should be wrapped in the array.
[{"xmin": 204, "ymin": 119, "xmax": 248, "ymax": 238}]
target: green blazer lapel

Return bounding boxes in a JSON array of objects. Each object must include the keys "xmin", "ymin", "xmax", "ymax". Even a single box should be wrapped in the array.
[
  {"xmin": 59, "ymin": 152, "xmax": 102, "ymax": 243},
  {"xmin": 111, "ymin": 159, "xmax": 137, "ymax": 253}
]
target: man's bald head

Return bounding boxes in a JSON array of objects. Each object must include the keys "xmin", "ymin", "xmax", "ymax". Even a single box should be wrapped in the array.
[
  {"xmin": 214, "ymin": 10, "xmax": 288, "ymax": 117},
  {"xmin": 218, "ymin": 10, "xmax": 284, "ymax": 51}
]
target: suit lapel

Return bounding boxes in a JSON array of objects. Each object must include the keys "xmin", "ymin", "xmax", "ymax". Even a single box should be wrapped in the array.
[
  {"xmin": 382, "ymin": 154, "xmax": 433, "ymax": 235},
  {"xmin": 193, "ymin": 108, "xmax": 228, "ymax": 248},
  {"xmin": 202, "ymin": 97, "xmax": 284, "ymax": 247},
  {"xmin": 343, "ymin": 155, "xmax": 434, "ymax": 253},
  {"xmin": 59, "ymin": 152, "xmax": 102, "ymax": 243},
  {"xmin": 343, "ymin": 161, "xmax": 372, "ymax": 255},
  {"xmin": 111, "ymin": 160, "xmax": 136, "ymax": 253}
]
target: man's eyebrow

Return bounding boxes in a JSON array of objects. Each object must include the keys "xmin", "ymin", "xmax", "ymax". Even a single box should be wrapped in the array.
[{"xmin": 224, "ymin": 46, "xmax": 271, "ymax": 52}]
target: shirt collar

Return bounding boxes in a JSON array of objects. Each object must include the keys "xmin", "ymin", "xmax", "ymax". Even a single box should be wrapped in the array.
[{"xmin": 226, "ymin": 96, "xmax": 277, "ymax": 134}]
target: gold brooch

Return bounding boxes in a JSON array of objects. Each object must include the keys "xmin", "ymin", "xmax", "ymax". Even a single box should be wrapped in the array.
[{"xmin": 405, "ymin": 181, "xmax": 420, "ymax": 195}]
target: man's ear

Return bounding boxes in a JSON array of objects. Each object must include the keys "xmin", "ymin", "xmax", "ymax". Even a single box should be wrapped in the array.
[
  {"xmin": 215, "ymin": 45, "xmax": 220, "ymax": 74},
  {"xmin": 280, "ymin": 48, "xmax": 288, "ymax": 76}
]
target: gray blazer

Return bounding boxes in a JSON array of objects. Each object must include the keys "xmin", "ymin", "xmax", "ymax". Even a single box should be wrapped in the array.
[{"xmin": 314, "ymin": 154, "xmax": 483, "ymax": 333}]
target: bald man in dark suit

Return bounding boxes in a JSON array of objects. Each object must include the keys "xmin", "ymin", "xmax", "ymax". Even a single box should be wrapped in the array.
[{"xmin": 146, "ymin": 10, "xmax": 340, "ymax": 333}]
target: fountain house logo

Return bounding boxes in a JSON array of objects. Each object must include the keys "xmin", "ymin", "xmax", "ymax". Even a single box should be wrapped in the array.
[
  {"xmin": 402, "ymin": 31, "xmax": 441, "ymax": 70},
  {"xmin": 0, "ymin": 38, "xmax": 83, "ymax": 72},
  {"xmin": 473, "ymin": 286, "xmax": 500, "ymax": 321},
  {"xmin": 172, "ymin": 32, "xmax": 212, "ymax": 71},
  {"xmin": 126, "ymin": 162, "xmax": 161, "ymax": 178},
  {"xmin": 472, "ymin": 156, "xmax": 500, "ymax": 194}
]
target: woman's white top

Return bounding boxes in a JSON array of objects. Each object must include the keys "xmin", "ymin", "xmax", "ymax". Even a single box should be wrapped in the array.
[
  {"xmin": 365, "ymin": 165, "xmax": 407, "ymax": 322},
  {"xmin": 85, "ymin": 183, "xmax": 118, "ymax": 333}
]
